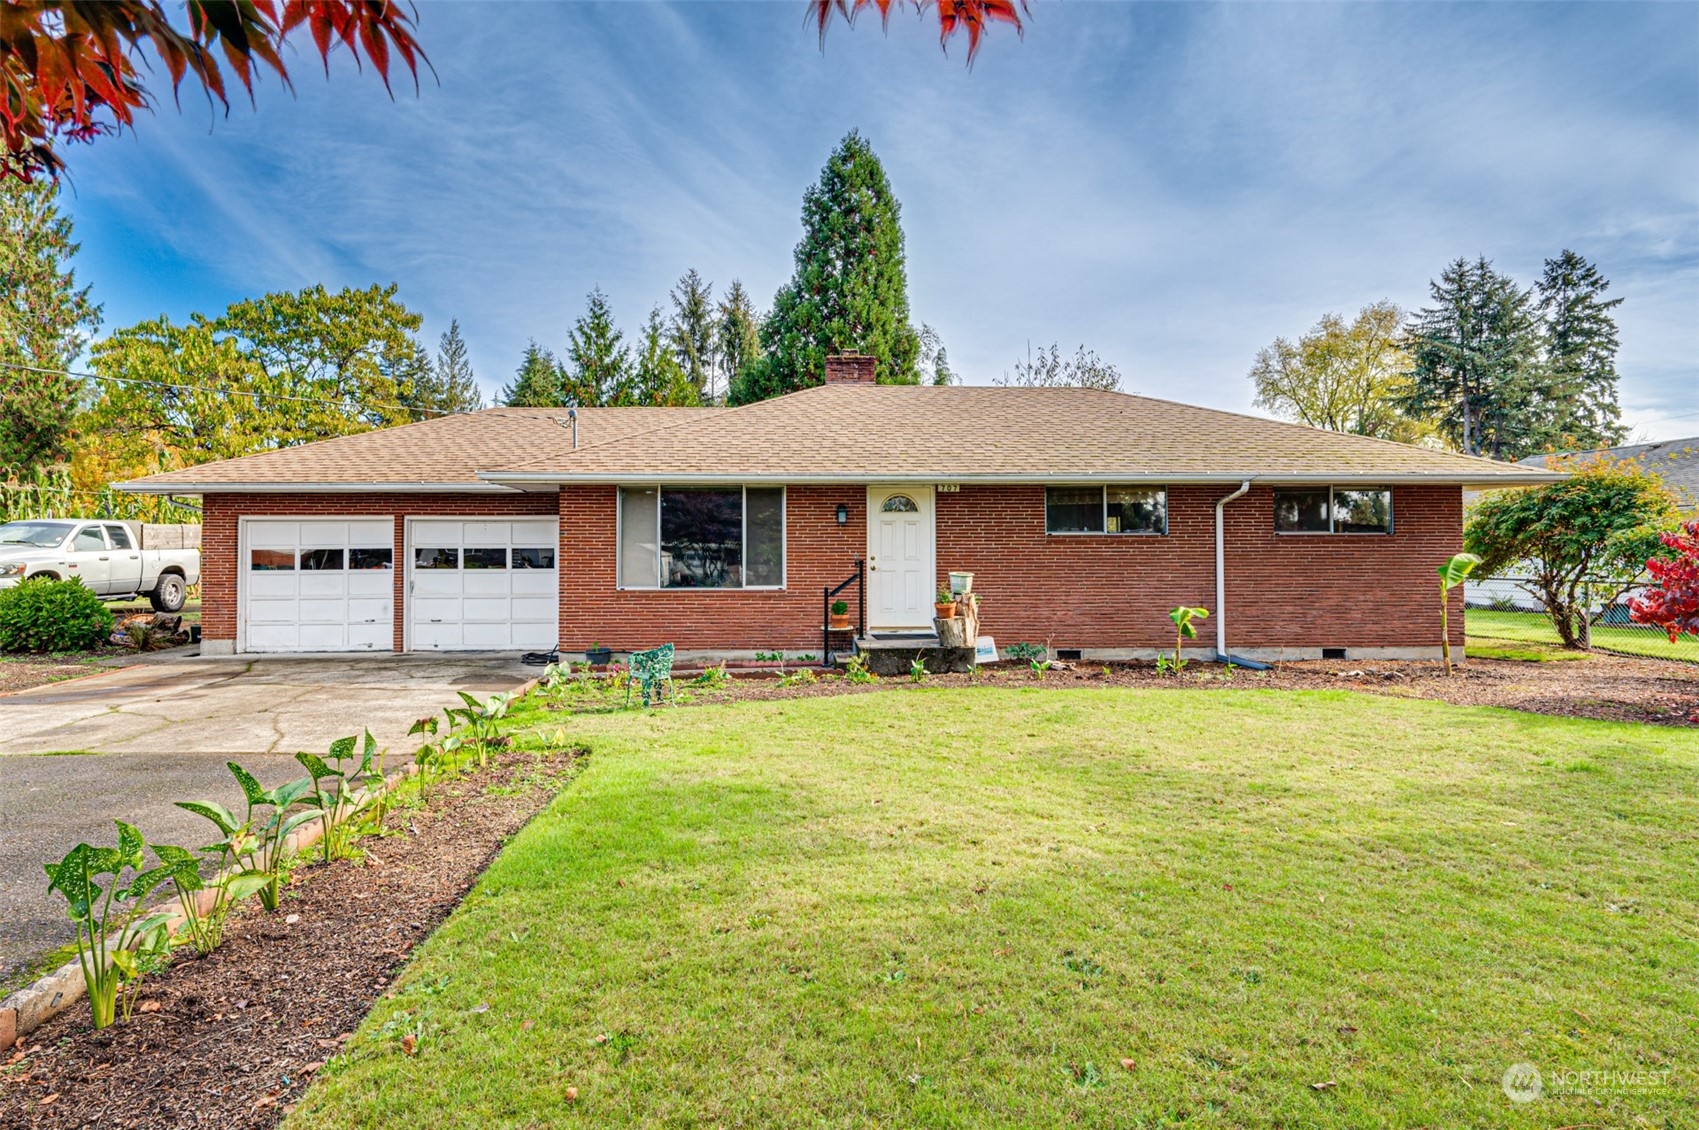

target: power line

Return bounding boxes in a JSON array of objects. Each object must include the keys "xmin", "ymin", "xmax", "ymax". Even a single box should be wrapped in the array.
[{"xmin": 0, "ymin": 360, "xmax": 448, "ymax": 418}]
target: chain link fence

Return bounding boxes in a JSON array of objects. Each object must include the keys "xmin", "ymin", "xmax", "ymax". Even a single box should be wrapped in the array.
[{"xmin": 1465, "ymin": 582, "xmax": 1697, "ymax": 664}]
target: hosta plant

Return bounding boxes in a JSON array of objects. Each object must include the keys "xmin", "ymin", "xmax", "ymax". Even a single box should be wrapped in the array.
[{"xmin": 43, "ymin": 821, "xmax": 175, "ymax": 1028}]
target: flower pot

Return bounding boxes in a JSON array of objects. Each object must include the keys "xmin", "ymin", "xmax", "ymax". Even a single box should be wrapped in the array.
[
  {"xmin": 934, "ymin": 602, "xmax": 958, "ymax": 619},
  {"xmin": 829, "ymin": 614, "xmax": 852, "ymax": 631},
  {"xmin": 585, "ymin": 647, "xmax": 613, "ymax": 666}
]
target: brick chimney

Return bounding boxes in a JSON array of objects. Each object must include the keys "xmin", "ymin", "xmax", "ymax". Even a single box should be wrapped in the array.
[{"xmin": 823, "ymin": 352, "xmax": 878, "ymax": 384}]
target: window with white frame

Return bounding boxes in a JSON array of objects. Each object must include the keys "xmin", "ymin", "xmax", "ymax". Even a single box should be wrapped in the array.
[
  {"xmin": 618, "ymin": 486, "xmax": 785, "ymax": 589},
  {"xmin": 1045, "ymin": 486, "xmax": 1167, "ymax": 535},
  {"xmin": 1273, "ymin": 487, "xmax": 1393, "ymax": 534}
]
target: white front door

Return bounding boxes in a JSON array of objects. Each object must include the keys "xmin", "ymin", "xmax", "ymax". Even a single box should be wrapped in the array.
[
  {"xmin": 407, "ymin": 519, "xmax": 559, "ymax": 651},
  {"xmin": 241, "ymin": 519, "xmax": 394, "ymax": 652},
  {"xmin": 866, "ymin": 486, "xmax": 934, "ymax": 630}
]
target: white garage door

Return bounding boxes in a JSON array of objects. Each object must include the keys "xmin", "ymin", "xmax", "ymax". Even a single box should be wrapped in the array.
[
  {"xmin": 243, "ymin": 519, "xmax": 394, "ymax": 653},
  {"xmin": 407, "ymin": 519, "xmax": 559, "ymax": 651}
]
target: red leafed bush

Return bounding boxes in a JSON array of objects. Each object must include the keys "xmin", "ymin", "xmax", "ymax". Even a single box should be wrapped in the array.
[{"xmin": 1630, "ymin": 519, "xmax": 1699, "ymax": 642}]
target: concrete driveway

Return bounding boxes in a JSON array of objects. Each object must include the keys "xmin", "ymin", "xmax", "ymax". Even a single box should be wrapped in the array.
[{"xmin": 0, "ymin": 655, "xmax": 533, "ymax": 986}]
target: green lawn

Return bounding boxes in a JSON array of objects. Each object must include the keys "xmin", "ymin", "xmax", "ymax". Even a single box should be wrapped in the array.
[
  {"xmin": 289, "ymin": 688, "xmax": 1697, "ymax": 1128},
  {"xmin": 1467, "ymin": 607, "xmax": 1697, "ymax": 662}
]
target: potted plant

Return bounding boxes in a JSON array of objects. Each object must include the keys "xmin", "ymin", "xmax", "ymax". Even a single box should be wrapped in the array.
[
  {"xmin": 585, "ymin": 642, "xmax": 613, "ymax": 666},
  {"xmin": 829, "ymin": 600, "xmax": 852, "ymax": 630},
  {"xmin": 934, "ymin": 588, "xmax": 958, "ymax": 619}
]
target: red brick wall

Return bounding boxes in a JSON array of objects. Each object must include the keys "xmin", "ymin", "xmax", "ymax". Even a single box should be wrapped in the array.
[
  {"xmin": 935, "ymin": 485, "xmax": 1463, "ymax": 650},
  {"xmin": 558, "ymin": 485, "xmax": 866, "ymax": 652},
  {"xmin": 203, "ymin": 483, "xmax": 1462, "ymax": 655},
  {"xmin": 201, "ymin": 492, "xmax": 559, "ymax": 650}
]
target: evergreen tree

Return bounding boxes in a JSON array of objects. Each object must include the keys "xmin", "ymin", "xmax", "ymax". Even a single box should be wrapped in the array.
[
  {"xmin": 714, "ymin": 279, "xmax": 762, "ymax": 404},
  {"xmin": 0, "ymin": 178, "xmax": 102, "ymax": 473},
  {"xmin": 632, "ymin": 307, "xmax": 702, "ymax": 407},
  {"xmin": 668, "ymin": 269, "xmax": 716, "ymax": 402},
  {"xmin": 1536, "ymin": 250, "xmax": 1626, "ymax": 449},
  {"xmin": 424, "ymin": 318, "xmax": 484, "ymax": 415},
  {"xmin": 502, "ymin": 341, "xmax": 565, "ymax": 407},
  {"xmin": 732, "ymin": 131, "xmax": 921, "ymax": 404},
  {"xmin": 1403, "ymin": 257, "xmax": 1547, "ymax": 460},
  {"xmin": 564, "ymin": 289, "xmax": 628, "ymax": 408}
]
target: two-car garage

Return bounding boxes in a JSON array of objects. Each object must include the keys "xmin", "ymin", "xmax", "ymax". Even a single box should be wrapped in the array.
[{"xmin": 239, "ymin": 516, "xmax": 559, "ymax": 653}]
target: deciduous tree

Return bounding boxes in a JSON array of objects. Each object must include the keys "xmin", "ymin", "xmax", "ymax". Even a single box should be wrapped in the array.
[
  {"xmin": 811, "ymin": 0, "xmax": 1028, "ymax": 64},
  {"xmin": 1249, "ymin": 302, "xmax": 1429, "ymax": 443},
  {"xmin": 733, "ymin": 132, "xmax": 920, "ymax": 404},
  {"xmin": 1630, "ymin": 519, "xmax": 1699, "ymax": 643},
  {"xmin": 3, "ymin": 1, "xmax": 427, "ymax": 181},
  {"xmin": 995, "ymin": 342, "xmax": 1120, "ymax": 391},
  {"xmin": 1465, "ymin": 456, "xmax": 1680, "ymax": 648}
]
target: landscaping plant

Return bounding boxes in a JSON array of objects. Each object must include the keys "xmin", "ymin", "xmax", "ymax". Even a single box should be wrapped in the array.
[
  {"xmin": 225, "ymin": 762, "xmax": 318, "ymax": 911},
  {"xmin": 1161, "ymin": 606, "xmax": 1209, "ymax": 675},
  {"xmin": 1630, "ymin": 518, "xmax": 1699, "ymax": 642},
  {"xmin": 113, "ymin": 918, "xmax": 174, "ymax": 1021},
  {"xmin": 844, "ymin": 653, "xmax": 877, "ymax": 684},
  {"xmin": 1437, "ymin": 552, "xmax": 1482, "ymax": 674},
  {"xmin": 447, "ymin": 691, "xmax": 513, "ymax": 768},
  {"xmin": 1005, "ymin": 642, "xmax": 1046, "ymax": 665},
  {"xmin": 909, "ymin": 654, "xmax": 929, "ymax": 683},
  {"xmin": 1465, "ymin": 454, "xmax": 1678, "ymax": 648},
  {"xmin": 43, "ymin": 821, "xmax": 175, "ymax": 1028},
  {"xmin": 150, "ymin": 842, "xmax": 268, "ymax": 955},
  {"xmin": 0, "ymin": 576, "xmax": 113, "ymax": 652},
  {"xmin": 298, "ymin": 731, "xmax": 383, "ymax": 863}
]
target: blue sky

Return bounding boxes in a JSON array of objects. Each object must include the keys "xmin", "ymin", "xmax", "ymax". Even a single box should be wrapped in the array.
[{"xmin": 63, "ymin": 1, "xmax": 1698, "ymax": 440}]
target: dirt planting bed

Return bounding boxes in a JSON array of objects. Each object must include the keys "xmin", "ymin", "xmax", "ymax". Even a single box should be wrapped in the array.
[
  {"xmin": 668, "ymin": 651, "xmax": 1699, "ymax": 727},
  {"xmin": 0, "ymin": 749, "xmax": 578, "ymax": 1129}
]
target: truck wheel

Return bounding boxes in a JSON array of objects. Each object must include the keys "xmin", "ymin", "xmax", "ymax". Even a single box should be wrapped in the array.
[{"xmin": 149, "ymin": 573, "xmax": 187, "ymax": 613}]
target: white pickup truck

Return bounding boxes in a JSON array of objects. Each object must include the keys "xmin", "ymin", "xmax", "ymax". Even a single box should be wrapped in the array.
[{"xmin": 0, "ymin": 519, "xmax": 200, "ymax": 612}]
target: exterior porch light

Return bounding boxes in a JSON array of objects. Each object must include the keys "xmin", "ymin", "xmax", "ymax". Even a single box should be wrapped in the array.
[{"xmin": 836, "ymin": 503, "xmax": 849, "ymax": 526}]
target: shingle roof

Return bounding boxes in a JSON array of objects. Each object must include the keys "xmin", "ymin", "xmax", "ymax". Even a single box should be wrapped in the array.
[
  {"xmin": 484, "ymin": 385, "xmax": 1563, "ymax": 486},
  {"xmin": 1519, "ymin": 436, "xmax": 1699, "ymax": 508},
  {"xmin": 121, "ymin": 385, "xmax": 1562, "ymax": 492},
  {"xmin": 120, "ymin": 407, "xmax": 718, "ymax": 491}
]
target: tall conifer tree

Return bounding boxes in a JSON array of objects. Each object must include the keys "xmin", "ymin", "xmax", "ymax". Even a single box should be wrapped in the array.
[
  {"xmin": 501, "ymin": 341, "xmax": 565, "ymax": 407},
  {"xmin": 1536, "ymin": 250, "xmax": 1626, "ymax": 448},
  {"xmin": 668, "ymin": 269, "xmax": 716, "ymax": 402},
  {"xmin": 732, "ymin": 131, "xmax": 921, "ymax": 404},
  {"xmin": 564, "ymin": 289, "xmax": 628, "ymax": 408},
  {"xmin": 714, "ymin": 279, "xmax": 762, "ymax": 405}
]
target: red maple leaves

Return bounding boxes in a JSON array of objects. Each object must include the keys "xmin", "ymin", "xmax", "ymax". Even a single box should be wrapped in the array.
[
  {"xmin": 1630, "ymin": 519, "xmax": 1699, "ymax": 643},
  {"xmin": 2, "ymin": 1, "xmax": 428, "ymax": 181},
  {"xmin": 811, "ymin": 0, "xmax": 1028, "ymax": 64}
]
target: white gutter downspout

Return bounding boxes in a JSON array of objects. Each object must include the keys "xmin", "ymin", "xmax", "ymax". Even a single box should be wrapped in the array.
[{"xmin": 1214, "ymin": 480, "xmax": 1252, "ymax": 660}]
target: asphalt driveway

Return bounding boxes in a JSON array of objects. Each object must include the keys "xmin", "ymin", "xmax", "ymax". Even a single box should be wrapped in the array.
[{"xmin": 0, "ymin": 655, "xmax": 533, "ymax": 986}]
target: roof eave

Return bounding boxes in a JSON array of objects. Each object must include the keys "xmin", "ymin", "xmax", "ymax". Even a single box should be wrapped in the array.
[
  {"xmin": 475, "ymin": 470, "xmax": 1567, "ymax": 488},
  {"xmin": 115, "ymin": 480, "xmax": 533, "ymax": 495}
]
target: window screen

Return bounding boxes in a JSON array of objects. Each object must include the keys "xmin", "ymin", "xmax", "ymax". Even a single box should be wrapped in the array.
[
  {"xmin": 1046, "ymin": 488, "xmax": 1104, "ymax": 533},
  {"xmin": 618, "ymin": 488, "xmax": 660, "ymax": 589},
  {"xmin": 745, "ymin": 487, "xmax": 785, "ymax": 587}
]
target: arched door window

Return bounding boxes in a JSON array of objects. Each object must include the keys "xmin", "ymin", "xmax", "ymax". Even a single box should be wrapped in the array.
[{"xmin": 881, "ymin": 494, "xmax": 919, "ymax": 513}]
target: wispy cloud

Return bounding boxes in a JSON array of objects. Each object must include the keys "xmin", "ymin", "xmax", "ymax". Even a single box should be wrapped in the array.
[{"xmin": 65, "ymin": 1, "xmax": 1697, "ymax": 439}]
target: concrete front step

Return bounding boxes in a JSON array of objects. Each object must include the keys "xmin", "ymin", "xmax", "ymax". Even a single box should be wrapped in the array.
[{"xmin": 851, "ymin": 634, "xmax": 976, "ymax": 676}]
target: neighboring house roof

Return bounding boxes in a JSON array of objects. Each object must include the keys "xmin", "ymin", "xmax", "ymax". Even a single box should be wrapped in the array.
[
  {"xmin": 119, "ymin": 406, "xmax": 718, "ymax": 492},
  {"xmin": 1518, "ymin": 436, "xmax": 1699, "ymax": 509},
  {"xmin": 120, "ymin": 385, "xmax": 1562, "ymax": 493}
]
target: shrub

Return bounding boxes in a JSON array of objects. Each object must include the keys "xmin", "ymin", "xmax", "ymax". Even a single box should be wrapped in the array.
[{"xmin": 0, "ymin": 578, "xmax": 113, "ymax": 652}]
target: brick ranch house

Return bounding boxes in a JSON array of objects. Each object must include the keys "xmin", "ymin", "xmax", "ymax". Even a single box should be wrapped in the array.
[{"xmin": 119, "ymin": 356, "xmax": 1560, "ymax": 663}]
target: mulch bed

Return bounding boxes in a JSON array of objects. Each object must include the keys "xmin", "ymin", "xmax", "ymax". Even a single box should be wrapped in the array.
[
  {"xmin": 0, "ymin": 652, "xmax": 132, "ymax": 696},
  {"xmin": 675, "ymin": 652, "xmax": 1699, "ymax": 727},
  {"xmin": 0, "ymin": 749, "xmax": 579, "ymax": 1130}
]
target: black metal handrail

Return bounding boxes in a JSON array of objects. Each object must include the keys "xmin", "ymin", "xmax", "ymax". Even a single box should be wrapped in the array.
[{"xmin": 822, "ymin": 558, "xmax": 865, "ymax": 665}]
